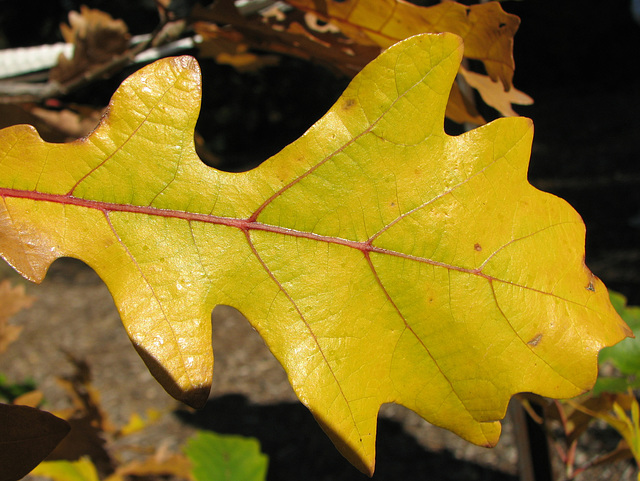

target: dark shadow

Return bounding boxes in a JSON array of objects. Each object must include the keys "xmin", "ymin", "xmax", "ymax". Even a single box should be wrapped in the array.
[
  {"xmin": 133, "ymin": 344, "xmax": 211, "ymax": 409},
  {"xmin": 177, "ymin": 394, "xmax": 518, "ymax": 481}
]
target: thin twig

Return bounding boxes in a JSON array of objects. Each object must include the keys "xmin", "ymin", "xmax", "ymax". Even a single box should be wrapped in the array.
[{"xmin": 0, "ymin": 18, "xmax": 167, "ymax": 104}]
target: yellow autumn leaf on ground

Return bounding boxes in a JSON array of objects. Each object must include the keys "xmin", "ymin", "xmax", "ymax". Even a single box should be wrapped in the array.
[{"xmin": 0, "ymin": 33, "xmax": 629, "ymax": 475}]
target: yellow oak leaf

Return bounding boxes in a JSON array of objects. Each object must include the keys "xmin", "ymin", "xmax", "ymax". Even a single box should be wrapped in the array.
[{"xmin": 0, "ymin": 33, "xmax": 630, "ymax": 475}]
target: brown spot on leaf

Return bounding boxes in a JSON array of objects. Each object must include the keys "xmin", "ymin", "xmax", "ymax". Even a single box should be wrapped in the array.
[
  {"xmin": 527, "ymin": 334, "xmax": 542, "ymax": 347},
  {"xmin": 474, "ymin": 243, "xmax": 482, "ymax": 251},
  {"xmin": 342, "ymin": 98, "xmax": 356, "ymax": 110},
  {"xmin": 582, "ymin": 260, "xmax": 597, "ymax": 292}
]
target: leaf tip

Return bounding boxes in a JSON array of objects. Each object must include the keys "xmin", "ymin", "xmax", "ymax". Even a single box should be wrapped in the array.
[
  {"xmin": 172, "ymin": 55, "xmax": 201, "ymax": 75},
  {"xmin": 177, "ymin": 385, "xmax": 211, "ymax": 409},
  {"xmin": 311, "ymin": 413, "xmax": 376, "ymax": 476},
  {"xmin": 133, "ymin": 344, "xmax": 211, "ymax": 409}
]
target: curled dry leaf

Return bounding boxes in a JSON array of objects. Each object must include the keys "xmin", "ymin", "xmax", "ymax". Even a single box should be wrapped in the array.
[
  {"xmin": 191, "ymin": 0, "xmax": 380, "ymax": 76},
  {"xmin": 285, "ymin": 0, "xmax": 528, "ymax": 122},
  {"xmin": 51, "ymin": 6, "xmax": 131, "ymax": 84},
  {"xmin": 193, "ymin": 0, "xmax": 528, "ymax": 124},
  {"xmin": 459, "ymin": 66, "xmax": 534, "ymax": 118},
  {"xmin": 196, "ymin": 23, "xmax": 280, "ymax": 72},
  {"xmin": 287, "ymin": 0, "xmax": 520, "ymax": 87},
  {"xmin": 0, "ymin": 280, "xmax": 34, "ymax": 354}
]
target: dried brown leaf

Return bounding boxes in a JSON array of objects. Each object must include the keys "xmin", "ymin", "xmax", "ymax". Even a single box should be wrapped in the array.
[
  {"xmin": 0, "ymin": 280, "xmax": 34, "ymax": 353},
  {"xmin": 285, "ymin": 0, "xmax": 525, "ymax": 122},
  {"xmin": 191, "ymin": 0, "xmax": 379, "ymax": 77},
  {"xmin": 459, "ymin": 66, "xmax": 533, "ymax": 118},
  {"xmin": 196, "ymin": 24, "xmax": 280, "ymax": 72},
  {"xmin": 112, "ymin": 453, "xmax": 192, "ymax": 480},
  {"xmin": 52, "ymin": 6, "xmax": 131, "ymax": 83},
  {"xmin": 287, "ymin": 0, "xmax": 520, "ymax": 88},
  {"xmin": 46, "ymin": 355, "xmax": 116, "ymax": 476},
  {"xmin": 192, "ymin": 0, "xmax": 527, "ymax": 123},
  {"xmin": 445, "ymin": 81, "xmax": 486, "ymax": 125}
]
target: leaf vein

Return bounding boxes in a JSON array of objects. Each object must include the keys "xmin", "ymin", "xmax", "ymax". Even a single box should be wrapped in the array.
[
  {"xmin": 0, "ymin": 187, "xmax": 595, "ymax": 312},
  {"xmin": 365, "ymin": 251, "xmax": 472, "ymax": 414},
  {"xmin": 368, "ymin": 128, "xmax": 528, "ymax": 243},
  {"xmin": 104, "ymin": 210, "xmax": 195, "ymax": 388},
  {"xmin": 67, "ymin": 70, "xmax": 189, "ymax": 197},
  {"xmin": 249, "ymin": 48, "xmax": 453, "ymax": 223},
  {"xmin": 488, "ymin": 280, "xmax": 582, "ymax": 390},
  {"xmin": 244, "ymin": 229, "xmax": 364, "ymax": 447}
]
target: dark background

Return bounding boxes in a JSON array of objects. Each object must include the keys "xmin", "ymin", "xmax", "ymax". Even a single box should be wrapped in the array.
[{"xmin": 507, "ymin": 0, "xmax": 640, "ymax": 306}]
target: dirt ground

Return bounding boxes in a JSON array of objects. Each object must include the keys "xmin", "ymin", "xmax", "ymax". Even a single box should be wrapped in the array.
[{"xmin": 1, "ymin": 1, "xmax": 640, "ymax": 480}]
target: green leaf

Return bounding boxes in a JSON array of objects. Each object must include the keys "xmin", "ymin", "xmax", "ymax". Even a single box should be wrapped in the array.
[
  {"xmin": 0, "ymin": 374, "xmax": 37, "ymax": 402},
  {"xmin": 184, "ymin": 431, "xmax": 268, "ymax": 481},
  {"xmin": 599, "ymin": 291, "xmax": 640, "ymax": 376},
  {"xmin": 0, "ymin": 33, "xmax": 630, "ymax": 474},
  {"xmin": 592, "ymin": 376, "xmax": 640, "ymax": 396}
]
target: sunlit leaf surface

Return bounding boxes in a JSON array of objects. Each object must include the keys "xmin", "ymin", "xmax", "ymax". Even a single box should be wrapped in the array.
[{"xmin": 0, "ymin": 34, "xmax": 629, "ymax": 474}]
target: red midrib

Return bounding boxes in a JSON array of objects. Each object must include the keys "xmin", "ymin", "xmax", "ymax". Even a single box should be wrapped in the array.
[{"xmin": 0, "ymin": 186, "xmax": 486, "ymax": 277}]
